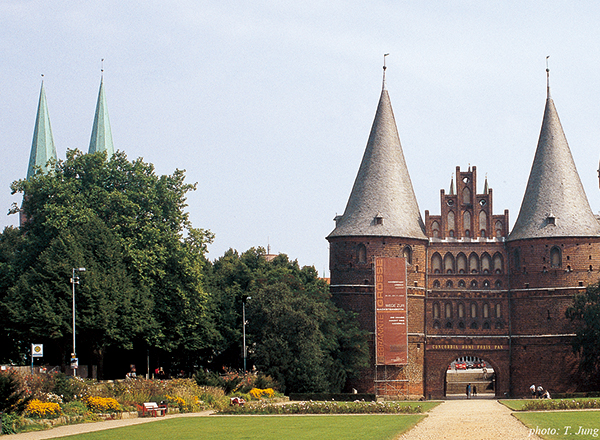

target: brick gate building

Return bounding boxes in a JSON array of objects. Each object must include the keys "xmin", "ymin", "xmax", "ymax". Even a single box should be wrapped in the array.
[{"xmin": 327, "ymin": 68, "xmax": 600, "ymax": 398}]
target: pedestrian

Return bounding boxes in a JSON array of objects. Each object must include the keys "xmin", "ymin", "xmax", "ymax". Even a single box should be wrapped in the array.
[
  {"xmin": 530, "ymin": 384, "xmax": 536, "ymax": 399},
  {"xmin": 482, "ymin": 366, "xmax": 487, "ymax": 380},
  {"xmin": 466, "ymin": 383, "xmax": 471, "ymax": 399},
  {"xmin": 537, "ymin": 385, "xmax": 544, "ymax": 399},
  {"xmin": 473, "ymin": 385, "xmax": 477, "ymax": 396}
]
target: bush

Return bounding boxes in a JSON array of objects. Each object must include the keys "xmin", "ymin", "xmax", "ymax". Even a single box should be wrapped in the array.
[
  {"xmin": 249, "ymin": 388, "xmax": 275, "ymax": 399},
  {"xmin": 217, "ymin": 401, "xmax": 425, "ymax": 415},
  {"xmin": 0, "ymin": 371, "xmax": 31, "ymax": 414},
  {"xmin": 62, "ymin": 400, "xmax": 89, "ymax": 416},
  {"xmin": 289, "ymin": 393, "xmax": 376, "ymax": 402}
]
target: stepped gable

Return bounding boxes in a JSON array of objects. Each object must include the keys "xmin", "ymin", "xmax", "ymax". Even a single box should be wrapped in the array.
[
  {"xmin": 88, "ymin": 76, "xmax": 114, "ymax": 156},
  {"xmin": 328, "ymin": 87, "xmax": 426, "ymax": 239},
  {"xmin": 27, "ymin": 81, "xmax": 57, "ymax": 179},
  {"xmin": 509, "ymin": 91, "xmax": 600, "ymax": 241}
]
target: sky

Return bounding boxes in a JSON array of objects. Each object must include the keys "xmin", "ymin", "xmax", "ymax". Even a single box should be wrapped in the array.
[{"xmin": 2, "ymin": 1, "xmax": 600, "ymax": 277}]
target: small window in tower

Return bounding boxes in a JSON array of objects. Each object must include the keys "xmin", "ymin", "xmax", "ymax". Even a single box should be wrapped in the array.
[
  {"xmin": 495, "ymin": 280, "xmax": 502, "ymax": 288},
  {"xmin": 445, "ymin": 321, "xmax": 453, "ymax": 329},
  {"xmin": 445, "ymin": 303, "xmax": 452, "ymax": 319},
  {"xmin": 433, "ymin": 303, "xmax": 440, "ymax": 319},
  {"xmin": 358, "ymin": 244, "xmax": 367, "ymax": 264},
  {"xmin": 458, "ymin": 303, "xmax": 465, "ymax": 318},
  {"xmin": 470, "ymin": 280, "xmax": 478, "ymax": 288},
  {"xmin": 433, "ymin": 321, "xmax": 441, "ymax": 329},
  {"xmin": 375, "ymin": 213, "xmax": 384, "ymax": 225},
  {"xmin": 470, "ymin": 321, "xmax": 478, "ymax": 329},
  {"xmin": 471, "ymin": 303, "xmax": 477, "ymax": 318},
  {"xmin": 495, "ymin": 303, "xmax": 501, "ymax": 318},
  {"xmin": 483, "ymin": 303, "xmax": 490, "ymax": 318},
  {"xmin": 447, "ymin": 199, "xmax": 454, "ymax": 206},
  {"xmin": 458, "ymin": 279, "xmax": 466, "ymax": 287},
  {"xmin": 479, "ymin": 199, "xmax": 486, "ymax": 206},
  {"xmin": 462, "ymin": 176, "xmax": 470, "ymax": 183},
  {"xmin": 546, "ymin": 214, "xmax": 556, "ymax": 226},
  {"xmin": 449, "ymin": 230, "xmax": 455, "ymax": 237},
  {"xmin": 458, "ymin": 321, "xmax": 465, "ymax": 329},
  {"xmin": 551, "ymin": 246, "xmax": 561, "ymax": 267},
  {"xmin": 495, "ymin": 321, "xmax": 503, "ymax": 329},
  {"xmin": 403, "ymin": 246, "xmax": 412, "ymax": 264},
  {"xmin": 446, "ymin": 280, "xmax": 453, "ymax": 288},
  {"xmin": 433, "ymin": 280, "xmax": 441, "ymax": 287},
  {"xmin": 483, "ymin": 321, "xmax": 491, "ymax": 330}
]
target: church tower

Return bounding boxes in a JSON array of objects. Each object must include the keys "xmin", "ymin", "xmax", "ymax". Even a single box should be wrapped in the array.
[
  {"xmin": 88, "ymin": 75, "xmax": 114, "ymax": 156},
  {"xmin": 506, "ymin": 69, "xmax": 600, "ymax": 394},
  {"xmin": 21, "ymin": 80, "xmax": 58, "ymax": 226},
  {"xmin": 327, "ymin": 65, "xmax": 427, "ymax": 394}
]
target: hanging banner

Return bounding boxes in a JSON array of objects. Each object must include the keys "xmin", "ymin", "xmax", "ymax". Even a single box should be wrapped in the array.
[
  {"xmin": 375, "ymin": 257, "xmax": 408, "ymax": 365},
  {"xmin": 32, "ymin": 344, "xmax": 43, "ymax": 358}
]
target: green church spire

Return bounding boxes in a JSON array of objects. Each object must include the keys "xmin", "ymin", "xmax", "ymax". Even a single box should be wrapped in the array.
[
  {"xmin": 27, "ymin": 80, "xmax": 57, "ymax": 179},
  {"xmin": 88, "ymin": 76, "xmax": 114, "ymax": 156}
]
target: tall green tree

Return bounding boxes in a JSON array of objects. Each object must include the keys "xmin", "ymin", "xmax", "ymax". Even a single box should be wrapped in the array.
[
  {"xmin": 205, "ymin": 247, "xmax": 368, "ymax": 393},
  {"xmin": 2, "ymin": 150, "xmax": 214, "ymax": 375},
  {"xmin": 566, "ymin": 282, "xmax": 600, "ymax": 388}
]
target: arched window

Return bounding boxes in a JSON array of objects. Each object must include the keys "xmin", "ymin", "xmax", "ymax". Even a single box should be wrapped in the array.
[
  {"xmin": 495, "ymin": 321, "xmax": 503, "ymax": 329},
  {"xmin": 470, "ymin": 280, "xmax": 478, "ymax": 288},
  {"xmin": 469, "ymin": 253, "xmax": 479, "ymax": 273},
  {"xmin": 495, "ymin": 280, "xmax": 502, "ymax": 288},
  {"xmin": 444, "ymin": 253, "xmax": 455, "ymax": 274},
  {"xmin": 458, "ymin": 321, "xmax": 465, "ymax": 329},
  {"xmin": 495, "ymin": 220, "xmax": 503, "ymax": 237},
  {"xmin": 462, "ymin": 187, "xmax": 471, "ymax": 204},
  {"xmin": 433, "ymin": 280, "xmax": 441, "ymax": 288},
  {"xmin": 358, "ymin": 244, "xmax": 367, "ymax": 263},
  {"xmin": 458, "ymin": 303, "xmax": 465, "ymax": 318},
  {"xmin": 433, "ymin": 321, "xmax": 441, "ymax": 329},
  {"xmin": 483, "ymin": 303, "xmax": 490, "ymax": 318},
  {"xmin": 479, "ymin": 210, "xmax": 487, "ymax": 233},
  {"xmin": 483, "ymin": 321, "xmax": 491, "ymax": 330},
  {"xmin": 481, "ymin": 253, "xmax": 491, "ymax": 273},
  {"xmin": 433, "ymin": 303, "xmax": 440, "ymax": 319},
  {"xmin": 446, "ymin": 280, "xmax": 453, "ymax": 288},
  {"xmin": 403, "ymin": 246, "xmax": 412, "ymax": 264},
  {"xmin": 457, "ymin": 253, "xmax": 467, "ymax": 273},
  {"xmin": 551, "ymin": 246, "xmax": 561, "ymax": 267},
  {"xmin": 432, "ymin": 253, "xmax": 442, "ymax": 274},
  {"xmin": 458, "ymin": 279, "xmax": 466, "ymax": 287},
  {"xmin": 483, "ymin": 280, "xmax": 490, "ymax": 288},
  {"xmin": 470, "ymin": 321, "xmax": 478, "ymax": 329},
  {"xmin": 463, "ymin": 211, "xmax": 471, "ymax": 235},
  {"xmin": 495, "ymin": 303, "xmax": 501, "ymax": 318},
  {"xmin": 471, "ymin": 303, "xmax": 477, "ymax": 318},
  {"xmin": 449, "ymin": 230, "xmax": 455, "ymax": 237},
  {"xmin": 448, "ymin": 211, "xmax": 455, "ymax": 231},
  {"xmin": 445, "ymin": 303, "xmax": 452, "ymax": 319},
  {"xmin": 432, "ymin": 221, "xmax": 440, "ymax": 238},
  {"xmin": 445, "ymin": 321, "xmax": 453, "ymax": 329},
  {"xmin": 493, "ymin": 252, "xmax": 503, "ymax": 274},
  {"xmin": 513, "ymin": 248, "xmax": 521, "ymax": 271}
]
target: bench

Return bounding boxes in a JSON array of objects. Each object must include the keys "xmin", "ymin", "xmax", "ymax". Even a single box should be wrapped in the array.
[{"xmin": 143, "ymin": 402, "xmax": 166, "ymax": 417}]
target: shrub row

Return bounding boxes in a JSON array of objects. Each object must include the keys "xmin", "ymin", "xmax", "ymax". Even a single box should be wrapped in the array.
[
  {"xmin": 288, "ymin": 393, "xmax": 376, "ymax": 402},
  {"xmin": 217, "ymin": 401, "xmax": 423, "ymax": 415},
  {"xmin": 521, "ymin": 399, "xmax": 600, "ymax": 411}
]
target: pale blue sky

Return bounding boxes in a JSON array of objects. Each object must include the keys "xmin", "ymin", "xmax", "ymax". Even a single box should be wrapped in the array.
[{"xmin": 2, "ymin": 1, "xmax": 600, "ymax": 276}]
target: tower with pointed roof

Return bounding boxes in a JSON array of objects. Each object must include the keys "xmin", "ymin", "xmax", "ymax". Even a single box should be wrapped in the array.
[
  {"xmin": 21, "ymin": 81, "xmax": 58, "ymax": 225},
  {"xmin": 505, "ymin": 69, "xmax": 600, "ymax": 395},
  {"xmin": 88, "ymin": 76, "xmax": 114, "ymax": 156},
  {"xmin": 327, "ymin": 65, "xmax": 428, "ymax": 395}
]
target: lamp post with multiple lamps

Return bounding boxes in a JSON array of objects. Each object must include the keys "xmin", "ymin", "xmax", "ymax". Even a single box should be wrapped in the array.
[
  {"xmin": 70, "ymin": 267, "xmax": 85, "ymax": 376},
  {"xmin": 242, "ymin": 295, "xmax": 251, "ymax": 373}
]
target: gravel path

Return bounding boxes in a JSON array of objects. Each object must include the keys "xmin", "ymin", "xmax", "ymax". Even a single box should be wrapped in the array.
[{"xmin": 399, "ymin": 399, "xmax": 540, "ymax": 440}]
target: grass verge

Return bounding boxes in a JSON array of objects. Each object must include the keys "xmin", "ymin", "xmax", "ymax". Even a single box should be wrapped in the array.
[
  {"xmin": 513, "ymin": 411, "xmax": 600, "ymax": 440},
  {"xmin": 52, "ymin": 415, "xmax": 426, "ymax": 440},
  {"xmin": 501, "ymin": 398, "xmax": 600, "ymax": 411}
]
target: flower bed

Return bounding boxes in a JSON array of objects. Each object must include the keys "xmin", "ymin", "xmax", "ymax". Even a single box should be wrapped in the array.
[
  {"xmin": 216, "ymin": 400, "xmax": 425, "ymax": 415},
  {"xmin": 24, "ymin": 399, "xmax": 62, "ymax": 419}
]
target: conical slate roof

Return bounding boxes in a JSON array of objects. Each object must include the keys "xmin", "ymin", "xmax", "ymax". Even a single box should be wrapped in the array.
[
  {"xmin": 328, "ymin": 88, "xmax": 426, "ymax": 239},
  {"xmin": 27, "ymin": 81, "xmax": 57, "ymax": 179},
  {"xmin": 88, "ymin": 76, "xmax": 114, "ymax": 156},
  {"xmin": 508, "ymin": 94, "xmax": 600, "ymax": 241}
]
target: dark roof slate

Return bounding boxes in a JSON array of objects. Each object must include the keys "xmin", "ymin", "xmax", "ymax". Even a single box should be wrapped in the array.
[{"xmin": 328, "ymin": 89, "xmax": 426, "ymax": 240}]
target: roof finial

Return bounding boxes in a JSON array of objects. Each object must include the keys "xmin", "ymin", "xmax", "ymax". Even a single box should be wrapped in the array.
[
  {"xmin": 382, "ymin": 53, "xmax": 389, "ymax": 90},
  {"xmin": 101, "ymin": 58, "xmax": 105, "ymax": 74},
  {"xmin": 546, "ymin": 56, "xmax": 550, "ymax": 98}
]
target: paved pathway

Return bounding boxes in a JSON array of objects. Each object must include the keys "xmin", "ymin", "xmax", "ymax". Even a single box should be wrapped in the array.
[
  {"xmin": 399, "ymin": 399, "xmax": 540, "ymax": 440},
  {"xmin": 8, "ymin": 401, "xmax": 538, "ymax": 440}
]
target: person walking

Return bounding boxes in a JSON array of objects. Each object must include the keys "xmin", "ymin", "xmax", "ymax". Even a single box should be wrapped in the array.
[{"xmin": 466, "ymin": 383, "xmax": 472, "ymax": 399}]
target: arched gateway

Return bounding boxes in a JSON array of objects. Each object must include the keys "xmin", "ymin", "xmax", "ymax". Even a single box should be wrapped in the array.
[{"xmin": 445, "ymin": 356, "xmax": 496, "ymax": 397}]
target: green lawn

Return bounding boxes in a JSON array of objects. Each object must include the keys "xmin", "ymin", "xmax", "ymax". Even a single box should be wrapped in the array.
[
  {"xmin": 513, "ymin": 411, "xmax": 600, "ymax": 440},
  {"xmin": 54, "ymin": 415, "xmax": 426, "ymax": 440}
]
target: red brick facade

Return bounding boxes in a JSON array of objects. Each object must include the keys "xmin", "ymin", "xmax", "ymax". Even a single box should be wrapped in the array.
[{"xmin": 329, "ymin": 166, "xmax": 600, "ymax": 398}]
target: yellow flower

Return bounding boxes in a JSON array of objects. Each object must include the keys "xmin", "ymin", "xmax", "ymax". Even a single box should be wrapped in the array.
[{"xmin": 25, "ymin": 399, "xmax": 62, "ymax": 418}]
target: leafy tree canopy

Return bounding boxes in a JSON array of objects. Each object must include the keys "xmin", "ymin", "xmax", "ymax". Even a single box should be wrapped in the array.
[
  {"xmin": 205, "ymin": 247, "xmax": 368, "ymax": 393},
  {"xmin": 566, "ymin": 282, "xmax": 600, "ymax": 388},
  {"xmin": 1, "ymin": 150, "xmax": 214, "ymax": 375}
]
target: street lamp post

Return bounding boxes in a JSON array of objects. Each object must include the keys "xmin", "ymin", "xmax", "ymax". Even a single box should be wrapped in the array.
[
  {"xmin": 242, "ymin": 295, "xmax": 251, "ymax": 373},
  {"xmin": 71, "ymin": 267, "xmax": 85, "ymax": 376}
]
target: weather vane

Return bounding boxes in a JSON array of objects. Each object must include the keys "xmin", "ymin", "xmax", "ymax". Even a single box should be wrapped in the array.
[
  {"xmin": 101, "ymin": 58, "xmax": 105, "ymax": 73},
  {"xmin": 382, "ymin": 53, "xmax": 390, "ymax": 89}
]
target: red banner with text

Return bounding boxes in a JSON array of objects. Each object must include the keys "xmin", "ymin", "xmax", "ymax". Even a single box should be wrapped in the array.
[{"xmin": 375, "ymin": 257, "xmax": 408, "ymax": 365}]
